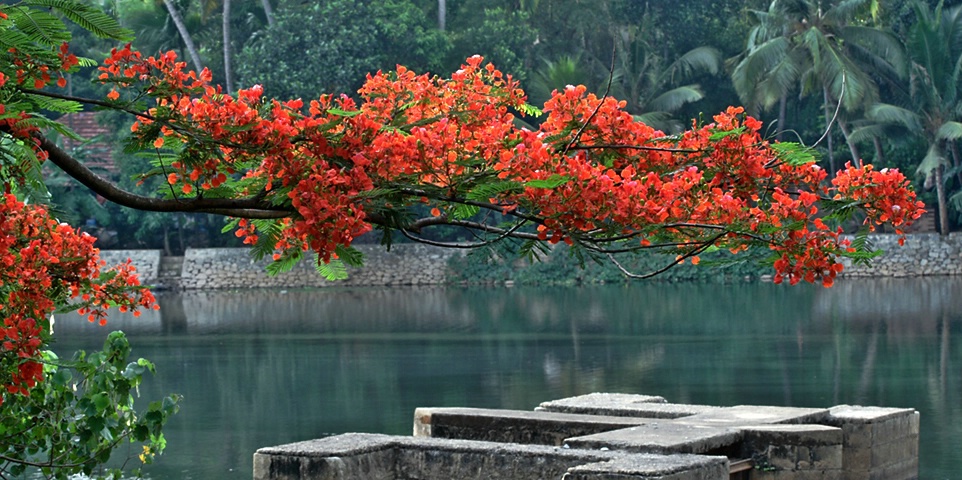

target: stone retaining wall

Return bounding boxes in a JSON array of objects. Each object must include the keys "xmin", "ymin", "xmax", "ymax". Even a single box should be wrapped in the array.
[
  {"xmin": 179, "ymin": 244, "xmax": 457, "ymax": 289},
  {"xmin": 839, "ymin": 233, "xmax": 962, "ymax": 277},
  {"xmin": 97, "ymin": 232, "xmax": 962, "ymax": 290},
  {"xmin": 98, "ymin": 249, "xmax": 161, "ymax": 283}
]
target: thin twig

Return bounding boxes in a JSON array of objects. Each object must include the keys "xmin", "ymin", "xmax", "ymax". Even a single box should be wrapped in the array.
[
  {"xmin": 560, "ymin": 45, "xmax": 617, "ymax": 158},
  {"xmin": 812, "ymin": 72, "xmax": 846, "ymax": 149}
]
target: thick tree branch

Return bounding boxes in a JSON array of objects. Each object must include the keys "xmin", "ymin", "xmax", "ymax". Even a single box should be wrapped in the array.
[{"xmin": 29, "ymin": 130, "xmax": 292, "ymax": 219}]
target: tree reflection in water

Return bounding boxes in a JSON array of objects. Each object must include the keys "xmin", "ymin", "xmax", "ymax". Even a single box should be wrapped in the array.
[{"xmin": 53, "ymin": 279, "xmax": 960, "ymax": 480}]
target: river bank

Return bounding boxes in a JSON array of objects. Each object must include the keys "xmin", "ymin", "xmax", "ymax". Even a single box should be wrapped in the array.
[{"xmin": 98, "ymin": 232, "xmax": 962, "ymax": 290}]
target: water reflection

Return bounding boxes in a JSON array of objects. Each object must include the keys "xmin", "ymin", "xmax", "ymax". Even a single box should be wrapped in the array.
[{"xmin": 51, "ymin": 279, "xmax": 961, "ymax": 480}]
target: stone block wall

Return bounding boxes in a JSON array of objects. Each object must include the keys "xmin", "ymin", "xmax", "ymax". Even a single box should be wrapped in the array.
[
  {"xmin": 840, "ymin": 233, "xmax": 962, "ymax": 277},
  {"xmin": 96, "ymin": 232, "xmax": 962, "ymax": 290},
  {"xmin": 94, "ymin": 244, "xmax": 458, "ymax": 290},
  {"xmin": 98, "ymin": 249, "xmax": 161, "ymax": 285},
  {"xmin": 179, "ymin": 244, "xmax": 457, "ymax": 289}
]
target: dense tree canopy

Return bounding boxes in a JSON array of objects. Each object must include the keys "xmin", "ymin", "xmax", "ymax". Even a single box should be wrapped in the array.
[{"xmin": 0, "ymin": 0, "xmax": 934, "ymax": 477}]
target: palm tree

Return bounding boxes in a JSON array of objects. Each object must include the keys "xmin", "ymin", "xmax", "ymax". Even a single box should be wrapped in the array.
[
  {"xmin": 161, "ymin": 0, "xmax": 204, "ymax": 73},
  {"xmin": 606, "ymin": 20, "xmax": 721, "ymax": 133},
  {"xmin": 730, "ymin": 0, "xmax": 904, "ymax": 171},
  {"xmin": 222, "ymin": 0, "xmax": 233, "ymax": 93},
  {"xmin": 528, "ymin": 55, "xmax": 597, "ymax": 107},
  {"xmin": 851, "ymin": 1, "xmax": 962, "ymax": 235}
]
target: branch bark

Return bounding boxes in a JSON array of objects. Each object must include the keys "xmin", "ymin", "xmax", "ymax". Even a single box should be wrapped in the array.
[{"xmin": 31, "ymin": 130, "xmax": 290, "ymax": 219}]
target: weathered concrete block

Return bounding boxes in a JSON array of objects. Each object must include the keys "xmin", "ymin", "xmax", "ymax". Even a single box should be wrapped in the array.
[
  {"xmin": 564, "ymin": 422, "xmax": 742, "ymax": 455},
  {"xmin": 253, "ymin": 434, "xmax": 396, "ymax": 480},
  {"xmin": 414, "ymin": 408, "xmax": 650, "ymax": 446},
  {"xmin": 825, "ymin": 405, "xmax": 919, "ymax": 480},
  {"xmin": 676, "ymin": 406, "xmax": 830, "ymax": 426},
  {"xmin": 564, "ymin": 454, "xmax": 729, "ymax": 480},
  {"xmin": 740, "ymin": 424, "xmax": 843, "ymax": 473},
  {"xmin": 752, "ymin": 471, "xmax": 842, "ymax": 480},
  {"xmin": 254, "ymin": 432, "xmax": 731, "ymax": 480},
  {"xmin": 871, "ymin": 437, "xmax": 918, "ymax": 468},
  {"xmin": 538, "ymin": 393, "xmax": 731, "ymax": 421}
]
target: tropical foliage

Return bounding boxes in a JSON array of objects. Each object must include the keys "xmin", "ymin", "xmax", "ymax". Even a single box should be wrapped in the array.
[
  {"xmin": 0, "ymin": 0, "xmax": 944, "ymax": 477},
  {"xmin": 852, "ymin": 0, "xmax": 962, "ymax": 233}
]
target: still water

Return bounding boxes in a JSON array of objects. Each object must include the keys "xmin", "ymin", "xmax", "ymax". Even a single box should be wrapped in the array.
[{"xmin": 52, "ymin": 278, "xmax": 961, "ymax": 479}]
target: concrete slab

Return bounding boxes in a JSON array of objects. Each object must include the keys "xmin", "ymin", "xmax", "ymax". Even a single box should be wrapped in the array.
[
  {"xmin": 565, "ymin": 453, "xmax": 729, "ymax": 480},
  {"xmin": 537, "ymin": 393, "xmax": 689, "ymax": 418},
  {"xmin": 826, "ymin": 406, "xmax": 917, "ymax": 424},
  {"xmin": 564, "ymin": 422, "xmax": 742, "ymax": 455},
  {"xmin": 414, "ymin": 407, "xmax": 653, "ymax": 445},
  {"xmin": 674, "ymin": 405, "xmax": 829, "ymax": 426},
  {"xmin": 741, "ymin": 424, "xmax": 843, "ymax": 446},
  {"xmin": 254, "ymin": 432, "xmax": 730, "ymax": 480}
]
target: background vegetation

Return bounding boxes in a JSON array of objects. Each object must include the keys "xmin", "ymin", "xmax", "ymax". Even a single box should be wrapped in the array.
[{"xmin": 51, "ymin": 0, "xmax": 962, "ymax": 254}]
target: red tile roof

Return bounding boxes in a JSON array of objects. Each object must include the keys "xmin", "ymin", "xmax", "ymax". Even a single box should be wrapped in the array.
[{"xmin": 58, "ymin": 111, "xmax": 116, "ymax": 173}]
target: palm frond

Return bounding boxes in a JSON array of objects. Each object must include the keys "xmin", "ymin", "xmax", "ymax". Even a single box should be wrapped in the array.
[
  {"xmin": 664, "ymin": 47, "xmax": 721, "ymax": 84},
  {"xmin": 646, "ymin": 85, "xmax": 704, "ymax": 114},
  {"xmin": 730, "ymin": 36, "xmax": 792, "ymax": 107},
  {"xmin": 848, "ymin": 124, "xmax": 887, "ymax": 144},
  {"xmin": 916, "ymin": 143, "xmax": 949, "ymax": 178},
  {"xmin": 866, "ymin": 103, "xmax": 923, "ymax": 131},
  {"xmin": 936, "ymin": 121, "xmax": 962, "ymax": 141}
]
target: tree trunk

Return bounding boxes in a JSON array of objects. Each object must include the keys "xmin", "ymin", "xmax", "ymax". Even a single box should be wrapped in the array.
[
  {"xmin": 936, "ymin": 165, "xmax": 950, "ymax": 236},
  {"xmin": 162, "ymin": 0, "xmax": 204, "ymax": 73},
  {"xmin": 951, "ymin": 140, "xmax": 961, "ymax": 185},
  {"xmin": 838, "ymin": 119, "xmax": 861, "ymax": 167},
  {"xmin": 776, "ymin": 94, "xmax": 787, "ymax": 141},
  {"xmin": 223, "ymin": 0, "xmax": 233, "ymax": 93},
  {"xmin": 438, "ymin": 0, "xmax": 446, "ymax": 31},
  {"xmin": 872, "ymin": 136, "xmax": 884, "ymax": 164},
  {"xmin": 822, "ymin": 88, "xmax": 836, "ymax": 175},
  {"xmin": 261, "ymin": 0, "xmax": 276, "ymax": 28}
]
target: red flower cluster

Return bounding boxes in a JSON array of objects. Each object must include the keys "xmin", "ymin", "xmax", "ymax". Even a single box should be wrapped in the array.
[
  {"xmin": 1, "ymin": 194, "xmax": 157, "ymax": 402},
  {"xmin": 93, "ymin": 48, "xmax": 924, "ymax": 286}
]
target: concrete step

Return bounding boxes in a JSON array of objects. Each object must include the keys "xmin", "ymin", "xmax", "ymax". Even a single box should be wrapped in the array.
[{"xmin": 158, "ymin": 256, "xmax": 184, "ymax": 276}]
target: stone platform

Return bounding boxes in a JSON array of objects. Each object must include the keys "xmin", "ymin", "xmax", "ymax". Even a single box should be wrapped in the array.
[{"xmin": 253, "ymin": 393, "xmax": 919, "ymax": 480}]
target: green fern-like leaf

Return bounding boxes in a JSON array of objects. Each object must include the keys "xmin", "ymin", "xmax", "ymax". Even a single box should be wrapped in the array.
[
  {"xmin": 334, "ymin": 245, "xmax": 364, "ymax": 268},
  {"xmin": 465, "ymin": 181, "xmax": 523, "ymax": 202},
  {"xmin": 315, "ymin": 257, "xmax": 348, "ymax": 281},
  {"xmin": 0, "ymin": 27, "xmax": 54, "ymax": 59},
  {"xmin": 517, "ymin": 239, "xmax": 549, "ymax": 263},
  {"xmin": 525, "ymin": 174, "xmax": 570, "ymax": 189},
  {"xmin": 452, "ymin": 203, "xmax": 480, "ymax": 219},
  {"xmin": 326, "ymin": 108, "xmax": 362, "ymax": 117},
  {"xmin": 23, "ymin": 0, "xmax": 134, "ymax": 41},
  {"xmin": 708, "ymin": 126, "xmax": 746, "ymax": 141},
  {"xmin": 250, "ymin": 219, "xmax": 286, "ymax": 261},
  {"xmin": 265, "ymin": 250, "xmax": 302, "ymax": 276},
  {"xmin": 8, "ymin": 8, "xmax": 70, "ymax": 46},
  {"xmin": 220, "ymin": 218, "xmax": 241, "ymax": 234},
  {"xmin": 770, "ymin": 142, "xmax": 818, "ymax": 166},
  {"xmin": 26, "ymin": 93, "xmax": 83, "ymax": 114},
  {"xmin": 518, "ymin": 103, "xmax": 543, "ymax": 117}
]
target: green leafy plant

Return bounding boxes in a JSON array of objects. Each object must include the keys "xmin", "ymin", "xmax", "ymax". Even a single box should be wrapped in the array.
[{"xmin": 1, "ymin": 332, "xmax": 180, "ymax": 480}]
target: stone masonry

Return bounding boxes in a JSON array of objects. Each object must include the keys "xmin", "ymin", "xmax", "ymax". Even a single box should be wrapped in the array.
[
  {"xmin": 253, "ymin": 393, "xmax": 919, "ymax": 480},
  {"xmin": 99, "ymin": 232, "xmax": 962, "ymax": 290}
]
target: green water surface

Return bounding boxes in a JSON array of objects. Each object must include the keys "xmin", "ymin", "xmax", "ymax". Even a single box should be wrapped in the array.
[{"xmin": 52, "ymin": 278, "xmax": 961, "ymax": 479}]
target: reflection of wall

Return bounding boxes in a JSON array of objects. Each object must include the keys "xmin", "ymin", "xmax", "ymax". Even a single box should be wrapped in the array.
[
  {"xmin": 813, "ymin": 277, "xmax": 957, "ymax": 323},
  {"xmin": 840, "ymin": 233, "xmax": 962, "ymax": 277}
]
